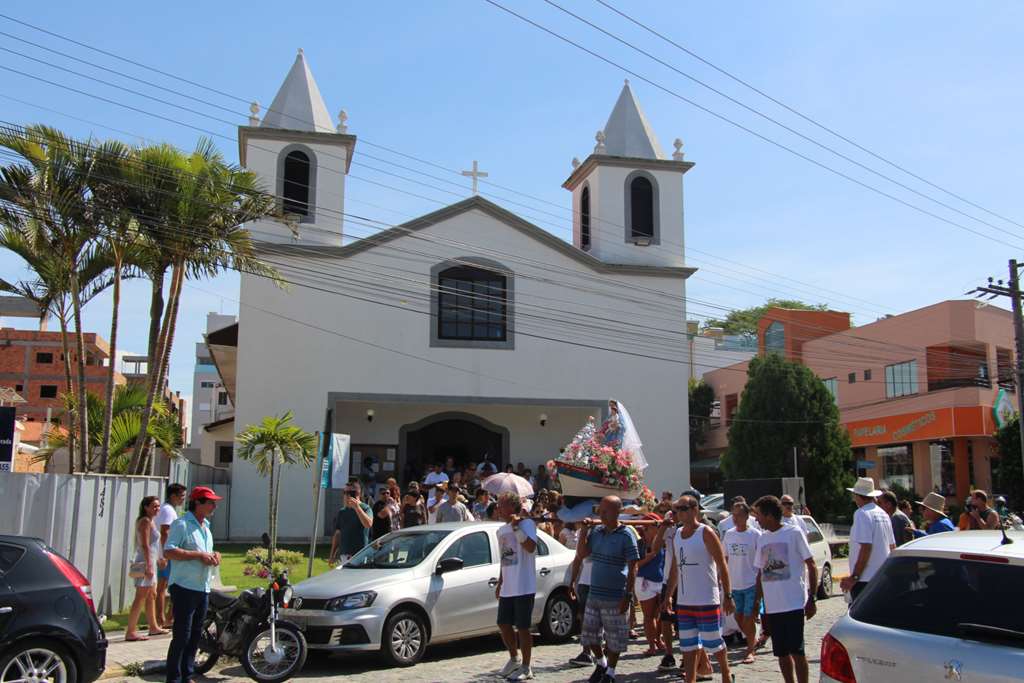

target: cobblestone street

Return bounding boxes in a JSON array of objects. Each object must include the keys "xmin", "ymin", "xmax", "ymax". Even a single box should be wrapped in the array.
[{"xmin": 116, "ymin": 596, "xmax": 846, "ymax": 682}]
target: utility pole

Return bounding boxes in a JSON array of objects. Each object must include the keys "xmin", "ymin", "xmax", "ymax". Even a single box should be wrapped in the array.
[{"xmin": 967, "ymin": 259, "xmax": 1024, "ymax": 482}]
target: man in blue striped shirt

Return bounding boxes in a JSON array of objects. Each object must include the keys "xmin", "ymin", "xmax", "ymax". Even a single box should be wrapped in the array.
[{"xmin": 577, "ymin": 496, "xmax": 639, "ymax": 683}]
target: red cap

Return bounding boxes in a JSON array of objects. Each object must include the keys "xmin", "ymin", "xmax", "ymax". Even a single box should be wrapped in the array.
[{"xmin": 189, "ymin": 486, "xmax": 222, "ymax": 501}]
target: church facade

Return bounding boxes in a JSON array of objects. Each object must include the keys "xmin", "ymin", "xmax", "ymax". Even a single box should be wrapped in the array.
[{"xmin": 225, "ymin": 51, "xmax": 697, "ymax": 540}]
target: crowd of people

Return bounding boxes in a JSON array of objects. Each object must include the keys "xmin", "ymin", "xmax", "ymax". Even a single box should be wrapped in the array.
[
  {"xmin": 131, "ymin": 466, "xmax": 1013, "ymax": 683},
  {"xmin": 328, "ymin": 458, "xmax": 568, "ymax": 565}
]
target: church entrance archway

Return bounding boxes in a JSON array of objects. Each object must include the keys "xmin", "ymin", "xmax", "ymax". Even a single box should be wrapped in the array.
[{"xmin": 399, "ymin": 412, "xmax": 508, "ymax": 485}]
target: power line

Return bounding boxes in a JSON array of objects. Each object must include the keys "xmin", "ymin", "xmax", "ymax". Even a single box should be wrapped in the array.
[
  {"xmin": 479, "ymin": 0, "xmax": 1024, "ymax": 250},
  {"xmin": 0, "ymin": 13, "xmax": 983, "ymax": 317},
  {"xmin": 591, "ymin": 0, "xmax": 1024, "ymax": 232}
]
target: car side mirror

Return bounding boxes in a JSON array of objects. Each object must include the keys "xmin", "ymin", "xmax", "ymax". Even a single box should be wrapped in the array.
[{"xmin": 436, "ymin": 557, "xmax": 464, "ymax": 575}]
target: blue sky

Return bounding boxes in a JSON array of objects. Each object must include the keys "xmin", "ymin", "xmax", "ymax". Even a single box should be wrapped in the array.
[{"xmin": 2, "ymin": 0, "xmax": 1022, "ymax": 422}]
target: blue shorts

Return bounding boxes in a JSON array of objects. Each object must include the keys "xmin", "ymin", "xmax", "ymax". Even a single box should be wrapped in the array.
[
  {"xmin": 732, "ymin": 586, "xmax": 757, "ymax": 616},
  {"xmin": 157, "ymin": 561, "xmax": 171, "ymax": 580}
]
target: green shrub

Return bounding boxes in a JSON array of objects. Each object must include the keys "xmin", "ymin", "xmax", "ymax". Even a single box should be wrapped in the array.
[{"xmin": 244, "ymin": 547, "xmax": 303, "ymax": 567}]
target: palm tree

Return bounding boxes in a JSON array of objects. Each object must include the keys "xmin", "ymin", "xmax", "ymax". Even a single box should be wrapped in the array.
[
  {"xmin": 89, "ymin": 139, "xmax": 142, "ymax": 473},
  {"xmin": 0, "ymin": 215, "xmax": 112, "ymax": 471},
  {"xmin": 236, "ymin": 412, "xmax": 317, "ymax": 565},
  {"xmin": 33, "ymin": 384, "xmax": 182, "ymax": 474},
  {"xmin": 0, "ymin": 125, "xmax": 103, "ymax": 470},
  {"xmin": 130, "ymin": 139, "xmax": 278, "ymax": 474}
]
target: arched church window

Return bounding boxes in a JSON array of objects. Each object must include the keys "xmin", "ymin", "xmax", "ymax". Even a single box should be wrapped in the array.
[
  {"xmin": 437, "ymin": 266, "xmax": 508, "ymax": 342},
  {"xmin": 282, "ymin": 150, "xmax": 311, "ymax": 216},
  {"xmin": 629, "ymin": 175, "xmax": 654, "ymax": 238},
  {"xmin": 580, "ymin": 185, "xmax": 592, "ymax": 251}
]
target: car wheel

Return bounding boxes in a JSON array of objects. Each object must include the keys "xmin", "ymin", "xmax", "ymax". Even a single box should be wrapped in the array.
[
  {"xmin": 540, "ymin": 592, "xmax": 575, "ymax": 642},
  {"xmin": 817, "ymin": 563, "xmax": 833, "ymax": 600},
  {"xmin": 0, "ymin": 639, "xmax": 78, "ymax": 683},
  {"xmin": 381, "ymin": 610, "xmax": 427, "ymax": 667}
]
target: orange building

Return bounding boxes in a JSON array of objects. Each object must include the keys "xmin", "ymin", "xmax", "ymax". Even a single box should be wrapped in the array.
[
  {"xmin": 0, "ymin": 327, "xmax": 125, "ymax": 427},
  {"xmin": 700, "ymin": 301, "xmax": 1013, "ymax": 501}
]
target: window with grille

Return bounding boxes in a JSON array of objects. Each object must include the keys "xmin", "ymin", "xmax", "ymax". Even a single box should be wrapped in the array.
[{"xmin": 437, "ymin": 266, "xmax": 507, "ymax": 342}]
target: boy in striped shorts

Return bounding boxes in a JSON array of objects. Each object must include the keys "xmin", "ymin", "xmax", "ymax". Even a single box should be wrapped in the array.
[{"xmin": 662, "ymin": 495, "xmax": 733, "ymax": 683}]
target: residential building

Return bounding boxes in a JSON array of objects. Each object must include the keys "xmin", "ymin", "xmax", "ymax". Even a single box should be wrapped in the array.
[
  {"xmin": 189, "ymin": 313, "xmax": 236, "ymax": 447},
  {"xmin": 0, "ymin": 327, "xmax": 124, "ymax": 426},
  {"xmin": 121, "ymin": 355, "xmax": 189, "ymax": 445},
  {"xmin": 701, "ymin": 301, "xmax": 1013, "ymax": 501}
]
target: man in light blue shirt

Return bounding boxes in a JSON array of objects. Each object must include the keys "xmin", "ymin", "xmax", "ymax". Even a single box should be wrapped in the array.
[{"xmin": 163, "ymin": 486, "xmax": 222, "ymax": 683}]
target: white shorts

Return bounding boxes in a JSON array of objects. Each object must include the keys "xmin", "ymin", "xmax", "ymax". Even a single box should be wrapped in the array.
[{"xmin": 635, "ymin": 576, "xmax": 663, "ymax": 602}]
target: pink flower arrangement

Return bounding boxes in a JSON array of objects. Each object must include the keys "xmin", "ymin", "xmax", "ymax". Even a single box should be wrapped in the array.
[{"xmin": 558, "ymin": 416, "xmax": 642, "ymax": 490}]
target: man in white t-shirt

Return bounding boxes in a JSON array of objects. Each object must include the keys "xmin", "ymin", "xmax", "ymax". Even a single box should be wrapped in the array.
[
  {"xmin": 423, "ymin": 462, "xmax": 449, "ymax": 487},
  {"xmin": 839, "ymin": 478, "xmax": 895, "ymax": 602},
  {"xmin": 779, "ymin": 496, "xmax": 809, "ymax": 536},
  {"xmin": 753, "ymin": 495, "xmax": 817, "ymax": 683},
  {"xmin": 723, "ymin": 501, "xmax": 761, "ymax": 665},
  {"xmin": 494, "ymin": 492, "xmax": 538, "ymax": 681},
  {"xmin": 155, "ymin": 483, "xmax": 186, "ymax": 629},
  {"xmin": 718, "ymin": 496, "xmax": 761, "ymax": 537}
]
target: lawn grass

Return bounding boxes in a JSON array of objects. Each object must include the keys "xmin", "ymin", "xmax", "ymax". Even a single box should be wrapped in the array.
[{"xmin": 101, "ymin": 543, "xmax": 335, "ymax": 632}]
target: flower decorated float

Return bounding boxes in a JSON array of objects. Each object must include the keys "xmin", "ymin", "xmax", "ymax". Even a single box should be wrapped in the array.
[{"xmin": 553, "ymin": 399, "xmax": 654, "ymax": 505}]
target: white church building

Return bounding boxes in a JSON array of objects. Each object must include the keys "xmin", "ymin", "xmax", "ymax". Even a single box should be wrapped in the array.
[{"xmin": 217, "ymin": 51, "xmax": 697, "ymax": 540}]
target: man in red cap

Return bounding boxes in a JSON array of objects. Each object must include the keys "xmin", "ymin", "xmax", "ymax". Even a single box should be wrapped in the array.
[{"xmin": 162, "ymin": 486, "xmax": 222, "ymax": 683}]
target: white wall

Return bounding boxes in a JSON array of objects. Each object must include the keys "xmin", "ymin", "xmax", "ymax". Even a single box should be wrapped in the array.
[
  {"xmin": 572, "ymin": 164, "xmax": 686, "ymax": 268},
  {"xmin": 230, "ymin": 206, "xmax": 691, "ymax": 539},
  {"xmin": 690, "ymin": 336, "xmax": 756, "ymax": 382}
]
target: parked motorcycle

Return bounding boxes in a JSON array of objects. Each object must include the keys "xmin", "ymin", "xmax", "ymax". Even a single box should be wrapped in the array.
[{"xmin": 193, "ymin": 534, "xmax": 307, "ymax": 682}]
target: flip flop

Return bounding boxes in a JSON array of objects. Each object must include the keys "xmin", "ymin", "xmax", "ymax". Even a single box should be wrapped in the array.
[
  {"xmin": 742, "ymin": 654, "xmax": 756, "ymax": 664},
  {"xmin": 124, "ymin": 635, "xmax": 149, "ymax": 642},
  {"xmin": 148, "ymin": 629, "xmax": 169, "ymax": 636}
]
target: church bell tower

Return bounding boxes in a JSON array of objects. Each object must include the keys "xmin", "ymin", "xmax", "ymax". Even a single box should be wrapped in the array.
[
  {"xmin": 238, "ymin": 49, "xmax": 355, "ymax": 246},
  {"xmin": 563, "ymin": 80, "xmax": 693, "ymax": 268}
]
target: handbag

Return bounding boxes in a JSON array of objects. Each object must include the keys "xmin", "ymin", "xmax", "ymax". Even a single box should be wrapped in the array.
[{"xmin": 128, "ymin": 559, "xmax": 147, "ymax": 579}]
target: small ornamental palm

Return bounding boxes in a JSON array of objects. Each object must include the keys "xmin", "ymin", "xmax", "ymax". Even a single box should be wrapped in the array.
[{"xmin": 236, "ymin": 412, "xmax": 317, "ymax": 565}]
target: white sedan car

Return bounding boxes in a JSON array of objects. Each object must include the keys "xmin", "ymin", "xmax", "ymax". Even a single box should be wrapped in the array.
[
  {"xmin": 283, "ymin": 522, "xmax": 577, "ymax": 666},
  {"xmin": 821, "ymin": 529, "xmax": 1023, "ymax": 682}
]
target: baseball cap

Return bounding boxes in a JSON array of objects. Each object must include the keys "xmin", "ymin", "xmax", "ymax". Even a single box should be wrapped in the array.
[{"xmin": 189, "ymin": 486, "xmax": 223, "ymax": 501}]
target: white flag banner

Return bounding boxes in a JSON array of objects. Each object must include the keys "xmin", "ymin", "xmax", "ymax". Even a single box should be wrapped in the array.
[{"xmin": 329, "ymin": 433, "xmax": 351, "ymax": 489}]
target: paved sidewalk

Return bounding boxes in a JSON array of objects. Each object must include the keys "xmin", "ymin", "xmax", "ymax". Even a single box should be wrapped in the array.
[{"xmin": 106, "ymin": 596, "xmax": 847, "ymax": 682}]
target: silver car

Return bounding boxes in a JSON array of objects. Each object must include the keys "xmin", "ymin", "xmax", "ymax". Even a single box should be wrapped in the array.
[
  {"xmin": 821, "ymin": 529, "xmax": 1024, "ymax": 682},
  {"xmin": 282, "ymin": 521, "xmax": 578, "ymax": 666}
]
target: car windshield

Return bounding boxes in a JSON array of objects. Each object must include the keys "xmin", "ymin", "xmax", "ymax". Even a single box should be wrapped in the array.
[
  {"xmin": 345, "ymin": 530, "xmax": 452, "ymax": 569},
  {"xmin": 851, "ymin": 555, "xmax": 1024, "ymax": 647}
]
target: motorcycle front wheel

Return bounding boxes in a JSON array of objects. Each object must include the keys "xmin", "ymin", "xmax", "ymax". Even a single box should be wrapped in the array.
[
  {"xmin": 241, "ymin": 621, "xmax": 307, "ymax": 683},
  {"xmin": 193, "ymin": 616, "xmax": 222, "ymax": 675}
]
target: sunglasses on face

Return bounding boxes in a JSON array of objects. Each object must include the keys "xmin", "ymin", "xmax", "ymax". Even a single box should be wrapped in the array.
[
  {"xmin": 674, "ymin": 504, "xmax": 695, "ymax": 512},
  {"xmin": 198, "ymin": 499, "xmax": 217, "ymax": 506},
  {"xmin": 781, "ymin": 501, "xmax": 794, "ymax": 506}
]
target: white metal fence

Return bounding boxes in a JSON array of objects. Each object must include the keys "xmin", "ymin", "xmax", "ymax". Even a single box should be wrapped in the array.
[{"xmin": 0, "ymin": 472, "xmax": 166, "ymax": 615}]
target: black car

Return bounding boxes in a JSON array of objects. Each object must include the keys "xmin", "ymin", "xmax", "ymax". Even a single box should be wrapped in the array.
[{"xmin": 0, "ymin": 535, "xmax": 107, "ymax": 683}]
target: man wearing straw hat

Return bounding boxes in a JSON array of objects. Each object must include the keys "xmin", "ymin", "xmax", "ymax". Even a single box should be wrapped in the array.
[
  {"xmin": 914, "ymin": 492, "xmax": 956, "ymax": 536},
  {"xmin": 839, "ymin": 478, "xmax": 895, "ymax": 602}
]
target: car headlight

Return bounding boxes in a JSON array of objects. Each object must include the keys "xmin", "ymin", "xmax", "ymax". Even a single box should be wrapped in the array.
[{"xmin": 325, "ymin": 591, "xmax": 377, "ymax": 611}]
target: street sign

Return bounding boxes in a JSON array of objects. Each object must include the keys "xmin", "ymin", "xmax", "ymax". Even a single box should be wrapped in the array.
[
  {"xmin": 856, "ymin": 459, "xmax": 876, "ymax": 470},
  {"xmin": 0, "ymin": 406, "xmax": 15, "ymax": 472}
]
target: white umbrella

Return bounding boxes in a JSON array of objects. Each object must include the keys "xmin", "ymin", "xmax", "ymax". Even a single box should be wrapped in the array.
[{"xmin": 482, "ymin": 472, "xmax": 534, "ymax": 498}]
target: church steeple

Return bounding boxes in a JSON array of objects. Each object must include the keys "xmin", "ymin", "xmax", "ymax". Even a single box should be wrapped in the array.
[
  {"xmin": 238, "ymin": 50, "xmax": 356, "ymax": 246},
  {"xmin": 601, "ymin": 80, "xmax": 665, "ymax": 160},
  {"xmin": 563, "ymin": 82, "xmax": 692, "ymax": 268},
  {"xmin": 260, "ymin": 49, "xmax": 334, "ymax": 133}
]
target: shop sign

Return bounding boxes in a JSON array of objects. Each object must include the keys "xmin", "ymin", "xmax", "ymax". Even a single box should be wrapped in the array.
[
  {"xmin": 993, "ymin": 388, "xmax": 1016, "ymax": 429},
  {"xmin": 892, "ymin": 411, "xmax": 937, "ymax": 440}
]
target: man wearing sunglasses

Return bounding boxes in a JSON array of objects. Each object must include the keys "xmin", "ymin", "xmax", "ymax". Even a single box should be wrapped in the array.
[
  {"xmin": 163, "ymin": 486, "xmax": 222, "ymax": 683},
  {"xmin": 662, "ymin": 495, "xmax": 733, "ymax": 683},
  {"xmin": 779, "ymin": 495, "xmax": 809, "ymax": 537}
]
